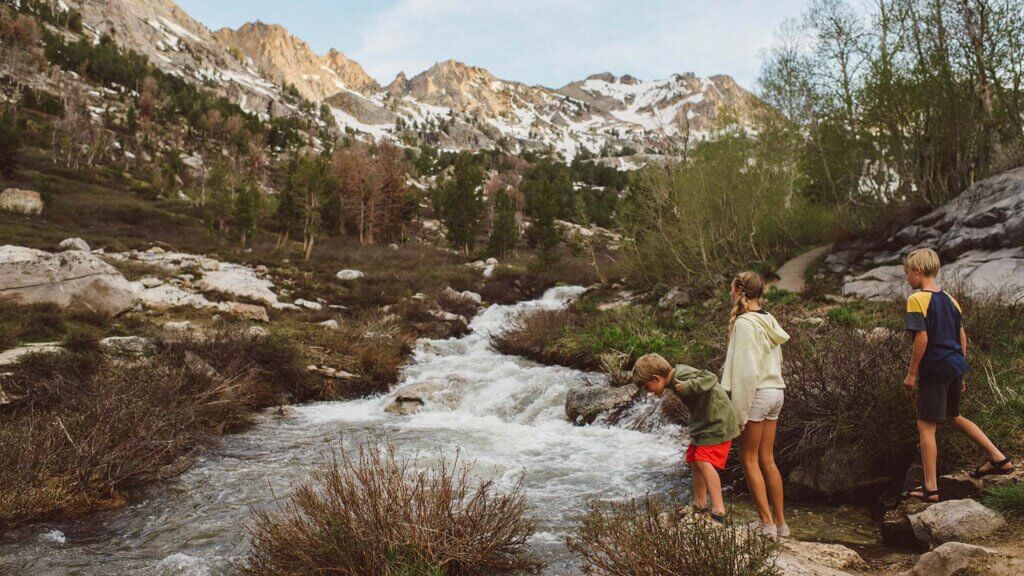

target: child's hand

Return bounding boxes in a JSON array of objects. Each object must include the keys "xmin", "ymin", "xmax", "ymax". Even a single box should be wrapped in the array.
[{"xmin": 903, "ymin": 372, "xmax": 917, "ymax": 392}]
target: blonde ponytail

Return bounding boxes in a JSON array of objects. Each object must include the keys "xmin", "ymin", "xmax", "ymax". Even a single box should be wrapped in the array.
[{"xmin": 729, "ymin": 271, "xmax": 765, "ymax": 331}]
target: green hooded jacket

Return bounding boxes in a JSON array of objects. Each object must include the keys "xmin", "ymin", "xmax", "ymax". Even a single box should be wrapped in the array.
[{"xmin": 668, "ymin": 364, "xmax": 741, "ymax": 446}]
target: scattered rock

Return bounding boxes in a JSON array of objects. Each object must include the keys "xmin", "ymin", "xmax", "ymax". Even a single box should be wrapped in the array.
[
  {"xmin": 485, "ymin": 257, "xmax": 498, "ymax": 266},
  {"xmin": 908, "ymin": 499, "xmax": 1006, "ymax": 546},
  {"xmin": 140, "ymin": 276, "xmax": 163, "ymax": 289},
  {"xmin": 388, "ymin": 243, "xmax": 399, "ymax": 250},
  {"xmin": 222, "ymin": 302, "xmax": 270, "ymax": 323},
  {"xmin": 912, "ymin": 542, "xmax": 993, "ymax": 576},
  {"xmin": 243, "ymin": 326, "xmax": 269, "ymax": 338},
  {"xmin": 565, "ymin": 384, "xmax": 639, "ymax": 425},
  {"xmin": 776, "ymin": 539, "xmax": 868, "ymax": 576},
  {"xmin": 182, "ymin": 351, "xmax": 220, "ymax": 380},
  {"xmin": 58, "ymin": 238, "xmax": 90, "ymax": 252},
  {"xmin": 335, "ymin": 269, "xmax": 365, "ymax": 281},
  {"xmin": 198, "ymin": 269, "xmax": 279, "ymax": 306},
  {"xmin": 99, "ymin": 336, "xmax": 154, "ymax": 357},
  {"xmin": 443, "ymin": 286, "xmax": 483, "ymax": 305},
  {"xmin": 0, "ymin": 188, "xmax": 43, "ymax": 215},
  {"xmin": 317, "ymin": 319, "xmax": 339, "ymax": 330},
  {"xmin": 0, "ymin": 246, "xmax": 137, "ymax": 316},
  {"xmin": 658, "ymin": 287, "xmax": 691, "ymax": 309},
  {"xmin": 163, "ymin": 321, "xmax": 193, "ymax": 332},
  {"xmin": 0, "ymin": 342, "xmax": 63, "ymax": 367},
  {"xmin": 137, "ymin": 284, "xmax": 214, "ymax": 310},
  {"xmin": 293, "ymin": 298, "xmax": 322, "ymax": 310},
  {"xmin": 795, "ymin": 316, "xmax": 825, "ymax": 326}
]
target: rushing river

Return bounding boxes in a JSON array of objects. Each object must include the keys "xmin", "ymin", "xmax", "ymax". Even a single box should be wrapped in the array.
[{"xmin": 0, "ymin": 287, "xmax": 686, "ymax": 575}]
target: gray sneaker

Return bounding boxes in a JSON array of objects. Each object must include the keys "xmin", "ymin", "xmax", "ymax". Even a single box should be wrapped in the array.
[{"xmin": 777, "ymin": 524, "xmax": 791, "ymax": 538}]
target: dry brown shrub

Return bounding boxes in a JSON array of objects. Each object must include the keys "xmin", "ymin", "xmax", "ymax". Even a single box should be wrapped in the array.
[{"xmin": 241, "ymin": 445, "xmax": 535, "ymax": 576}]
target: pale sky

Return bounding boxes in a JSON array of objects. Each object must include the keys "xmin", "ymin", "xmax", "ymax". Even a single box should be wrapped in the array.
[{"xmin": 177, "ymin": 0, "xmax": 809, "ymax": 90}]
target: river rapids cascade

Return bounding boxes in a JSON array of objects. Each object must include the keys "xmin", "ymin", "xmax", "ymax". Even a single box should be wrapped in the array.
[{"xmin": 0, "ymin": 286, "xmax": 682, "ymax": 575}]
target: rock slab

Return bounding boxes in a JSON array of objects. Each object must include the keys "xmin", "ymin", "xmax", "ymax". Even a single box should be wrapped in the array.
[
  {"xmin": 0, "ymin": 245, "xmax": 136, "ymax": 316},
  {"xmin": 0, "ymin": 188, "xmax": 43, "ymax": 215},
  {"xmin": 908, "ymin": 498, "xmax": 1006, "ymax": 546}
]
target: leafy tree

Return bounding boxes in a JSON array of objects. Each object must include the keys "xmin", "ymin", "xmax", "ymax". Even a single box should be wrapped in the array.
[
  {"xmin": 432, "ymin": 154, "xmax": 485, "ymax": 255},
  {"xmin": 0, "ymin": 106, "xmax": 22, "ymax": 178},
  {"xmin": 292, "ymin": 153, "xmax": 335, "ymax": 260},
  {"xmin": 487, "ymin": 188, "xmax": 519, "ymax": 257}
]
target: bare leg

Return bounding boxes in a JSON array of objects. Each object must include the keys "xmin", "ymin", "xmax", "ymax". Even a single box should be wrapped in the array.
[
  {"xmin": 689, "ymin": 462, "xmax": 708, "ymax": 509},
  {"xmin": 695, "ymin": 461, "xmax": 726, "ymax": 515},
  {"xmin": 950, "ymin": 416, "xmax": 1010, "ymax": 471},
  {"xmin": 741, "ymin": 421, "xmax": 773, "ymax": 525},
  {"xmin": 917, "ymin": 419, "xmax": 940, "ymax": 499},
  {"xmin": 759, "ymin": 419, "xmax": 786, "ymax": 527}
]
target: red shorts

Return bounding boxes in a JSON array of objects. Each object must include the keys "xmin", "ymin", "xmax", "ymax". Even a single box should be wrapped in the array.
[{"xmin": 685, "ymin": 440, "xmax": 732, "ymax": 470}]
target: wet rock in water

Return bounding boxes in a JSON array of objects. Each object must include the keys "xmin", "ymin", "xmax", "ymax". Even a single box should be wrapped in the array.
[
  {"xmin": 912, "ymin": 542, "xmax": 993, "ymax": 576},
  {"xmin": 0, "ymin": 188, "xmax": 43, "ymax": 215},
  {"xmin": 384, "ymin": 380, "xmax": 452, "ymax": 415},
  {"xmin": 0, "ymin": 246, "xmax": 137, "ymax": 316},
  {"xmin": 335, "ymin": 269, "xmax": 365, "ymax": 281},
  {"xmin": 776, "ymin": 539, "xmax": 868, "ymax": 576},
  {"xmin": 882, "ymin": 499, "xmax": 933, "ymax": 549},
  {"xmin": 908, "ymin": 499, "xmax": 1006, "ymax": 546},
  {"xmin": 58, "ymin": 237, "xmax": 91, "ymax": 252},
  {"xmin": 565, "ymin": 383, "xmax": 639, "ymax": 425}
]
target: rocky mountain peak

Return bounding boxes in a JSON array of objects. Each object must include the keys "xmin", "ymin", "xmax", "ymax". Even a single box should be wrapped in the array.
[{"xmin": 213, "ymin": 20, "xmax": 379, "ymax": 101}]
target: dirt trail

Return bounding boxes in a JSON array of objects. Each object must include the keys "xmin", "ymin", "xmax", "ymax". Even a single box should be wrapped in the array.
[{"xmin": 773, "ymin": 245, "xmax": 832, "ymax": 293}]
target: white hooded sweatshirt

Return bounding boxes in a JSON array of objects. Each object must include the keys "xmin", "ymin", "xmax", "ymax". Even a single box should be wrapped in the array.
[{"xmin": 720, "ymin": 311, "xmax": 790, "ymax": 425}]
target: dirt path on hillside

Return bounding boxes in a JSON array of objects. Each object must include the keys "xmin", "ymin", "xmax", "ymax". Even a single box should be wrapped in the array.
[{"xmin": 774, "ymin": 245, "xmax": 832, "ymax": 293}]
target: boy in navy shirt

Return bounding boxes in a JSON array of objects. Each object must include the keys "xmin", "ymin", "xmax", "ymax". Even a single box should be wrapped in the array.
[{"xmin": 902, "ymin": 248, "xmax": 1013, "ymax": 502}]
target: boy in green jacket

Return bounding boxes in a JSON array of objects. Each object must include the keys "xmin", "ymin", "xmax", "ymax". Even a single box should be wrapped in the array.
[{"xmin": 633, "ymin": 353, "xmax": 741, "ymax": 522}]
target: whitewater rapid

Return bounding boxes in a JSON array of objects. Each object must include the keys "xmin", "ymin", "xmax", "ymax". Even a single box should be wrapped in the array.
[{"xmin": 0, "ymin": 286, "xmax": 683, "ymax": 575}]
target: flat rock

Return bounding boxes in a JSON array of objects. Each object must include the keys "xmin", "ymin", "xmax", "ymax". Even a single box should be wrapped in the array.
[
  {"xmin": 0, "ymin": 188, "xmax": 43, "ymax": 215},
  {"xmin": 293, "ymin": 298, "xmax": 322, "ymax": 310},
  {"xmin": 776, "ymin": 539, "xmax": 868, "ymax": 576},
  {"xmin": 335, "ymin": 269, "xmax": 365, "ymax": 281},
  {"xmin": 0, "ymin": 343, "xmax": 63, "ymax": 367},
  {"xmin": 163, "ymin": 321, "xmax": 193, "ymax": 332},
  {"xmin": 912, "ymin": 542, "xmax": 993, "ymax": 576},
  {"xmin": 99, "ymin": 336, "xmax": 155, "ymax": 356},
  {"xmin": 908, "ymin": 499, "xmax": 1006, "ymax": 546},
  {"xmin": 198, "ymin": 269, "xmax": 278, "ymax": 306},
  {"xmin": 317, "ymin": 319, "xmax": 339, "ymax": 330},
  {"xmin": 0, "ymin": 246, "xmax": 136, "ymax": 316},
  {"xmin": 221, "ymin": 302, "xmax": 269, "ymax": 323}
]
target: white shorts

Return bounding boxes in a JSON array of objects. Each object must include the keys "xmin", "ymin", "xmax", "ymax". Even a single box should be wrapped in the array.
[{"xmin": 748, "ymin": 388, "xmax": 784, "ymax": 422}]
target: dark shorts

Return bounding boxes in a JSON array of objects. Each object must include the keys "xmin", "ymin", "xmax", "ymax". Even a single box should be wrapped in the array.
[{"xmin": 918, "ymin": 375, "xmax": 963, "ymax": 422}]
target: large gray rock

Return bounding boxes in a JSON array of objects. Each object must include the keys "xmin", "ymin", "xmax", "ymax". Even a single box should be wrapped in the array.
[
  {"xmin": 912, "ymin": 542, "xmax": 993, "ymax": 576},
  {"xmin": 909, "ymin": 499, "xmax": 1006, "ymax": 546},
  {"xmin": 565, "ymin": 383, "xmax": 639, "ymax": 425},
  {"xmin": 198, "ymin": 269, "xmax": 279, "ymax": 306},
  {"xmin": 786, "ymin": 445, "xmax": 895, "ymax": 501},
  {"xmin": 0, "ymin": 188, "xmax": 43, "ymax": 215},
  {"xmin": 0, "ymin": 246, "xmax": 137, "ymax": 316},
  {"xmin": 839, "ymin": 167, "xmax": 1024, "ymax": 300},
  {"xmin": 776, "ymin": 539, "xmax": 868, "ymax": 576}
]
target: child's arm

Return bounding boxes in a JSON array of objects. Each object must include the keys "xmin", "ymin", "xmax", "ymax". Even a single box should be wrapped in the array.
[
  {"xmin": 672, "ymin": 368, "xmax": 718, "ymax": 396},
  {"xmin": 905, "ymin": 331, "xmax": 928, "ymax": 391},
  {"xmin": 961, "ymin": 326, "xmax": 969, "ymax": 392}
]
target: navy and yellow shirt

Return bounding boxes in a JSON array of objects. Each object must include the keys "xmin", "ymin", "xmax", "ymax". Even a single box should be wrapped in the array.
[{"xmin": 905, "ymin": 290, "xmax": 968, "ymax": 381}]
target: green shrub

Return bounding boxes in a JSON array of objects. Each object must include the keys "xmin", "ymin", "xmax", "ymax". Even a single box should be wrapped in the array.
[
  {"xmin": 566, "ymin": 498, "xmax": 780, "ymax": 576},
  {"xmin": 241, "ymin": 445, "xmax": 535, "ymax": 576},
  {"xmin": 826, "ymin": 306, "xmax": 860, "ymax": 327},
  {"xmin": 981, "ymin": 483, "xmax": 1024, "ymax": 517}
]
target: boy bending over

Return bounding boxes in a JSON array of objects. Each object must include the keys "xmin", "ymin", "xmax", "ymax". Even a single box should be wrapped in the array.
[{"xmin": 633, "ymin": 354, "xmax": 740, "ymax": 522}]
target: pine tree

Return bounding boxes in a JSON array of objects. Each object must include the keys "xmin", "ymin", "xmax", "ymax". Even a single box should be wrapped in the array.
[
  {"xmin": 526, "ymin": 181, "xmax": 562, "ymax": 266},
  {"xmin": 432, "ymin": 155, "xmax": 485, "ymax": 255},
  {"xmin": 234, "ymin": 181, "xmax": 260, "ymax": 247},
  {"xmin": 487, "ymin": 188, "xmax": 518, "ymax": 257}
]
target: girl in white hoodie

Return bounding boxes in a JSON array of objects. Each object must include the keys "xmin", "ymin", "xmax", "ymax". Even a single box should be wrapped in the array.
[{"xmin": 721, "ymin": 271, "xmax": 790, "ymax": 538}]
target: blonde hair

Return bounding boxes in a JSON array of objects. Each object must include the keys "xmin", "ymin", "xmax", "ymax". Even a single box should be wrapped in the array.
[
  {"xmin": 632, "ymin": 353, "xmax": 672, "ymax": 387},
  {"xmin": 904, "ymin": 248, "xmax": 941, "ymax": 277},
  {"xmin": 730, "ymin": 271, "xmax": 765, "ymax": 331}
]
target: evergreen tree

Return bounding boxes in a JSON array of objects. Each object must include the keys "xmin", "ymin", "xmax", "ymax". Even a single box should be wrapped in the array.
[
  {"xmin": 432, "ymin": 154, "xmax": 485, "ymax": 255},
  {"xmin": 234, "ymin": 181, "xmax": 260, "ymax": 247},
  {"xmin": 0, "ymin": 106, "xmax": 22, "ymax": 178},
  {"xmin": 526, "ymin": 181, "xmax": 562, "ymax": 265},
  {"xmin": 487, "ymin": 188, "xmax": 519, "ymax": 257}
]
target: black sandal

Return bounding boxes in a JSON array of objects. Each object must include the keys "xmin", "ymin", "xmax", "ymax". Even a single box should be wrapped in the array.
[
  {"xmin": 903, "ymin": 486, "xmax": 940, "ymax": 502},
  {"xmin": 969, "ymin": 458, "xmax": 1014, "ymax": 479}
]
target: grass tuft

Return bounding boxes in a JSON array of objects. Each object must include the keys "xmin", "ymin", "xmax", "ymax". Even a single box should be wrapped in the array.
[{"xmin": 981, "ymin": 482, "xmax": 1024, "ymax": 517}]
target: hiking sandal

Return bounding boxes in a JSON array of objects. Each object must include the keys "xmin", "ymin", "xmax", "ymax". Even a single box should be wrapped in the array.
[
  {"xmin": 969, "ymin": 458, "xmax": 1014, "ymax": 479},
  {"xmin": 903, "ymin": 485, "xmax": 940, "ymax": 502},
  {"xmin": 709, "ymin": 511, "xmax": 727, "ymax": 525}
]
